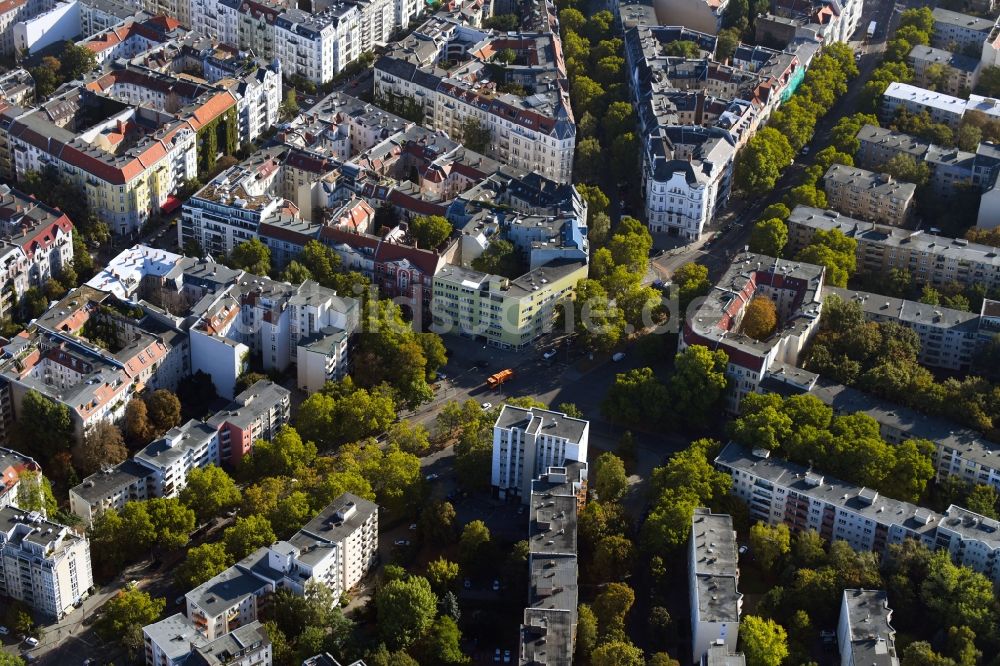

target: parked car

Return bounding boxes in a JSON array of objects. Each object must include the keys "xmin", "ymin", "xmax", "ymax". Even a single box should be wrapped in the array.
[
  {"xmin": 23, "ymin": 637, "xmax": 38, "ymax": 648},
  {"xmin": 425, "ymin": 473, "xmax": 440, "ymax": 481},
  {"xmin": 504, "ymin": 649, "xmax": 512, "ymax": 663},
  {"xmin": 612, "ymin": 352, "xmax": 626, "ymax": 362},
  {"xmin": 464, "ymin": 579, "xmax": 471, "ymax": 589},
  {"xmin": 409, "ymin": 523, "xmax": 418, "ymax": 531},
  {"xmin": 393, "ymin": 540, "xmax": 411, "ymax": 547},
  {"xmin": 481, "ymin": 402, "xmax": 493, "ymax": 411},
  {"xmin": 0, "ymin": 626, "xmax": 9, "ymax": 635},
  {"xmin": 492, "ymin": 579, "xmax": 500, "ymax": 591},
  {"xmin": 542, "ymin": 348, "xmax": 557, "ymax": 360}
]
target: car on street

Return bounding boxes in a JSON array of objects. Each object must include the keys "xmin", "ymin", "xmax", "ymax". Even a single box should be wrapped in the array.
[
  {"xmin": 125, "ymin": 580, "xmax": 138, "ymax": 590},
  {"xmin": 409, "ymin": 523, "xmax": 417, "ymax": 530},
  {"xmin": 464, "ymin": 579, "xmax": 471, "ymax": 589},
  {"xmin": 175, "ymin": 596, "xmax": 186, "ymax": 606},
  {"xmin": 492, "ymin": 579, "xmax": 500, "ymax": 591},
  {"xmin": 425, "ymin": 473, "xmax": 439, "ymax": 481},
  {"xmin": 435, "ymin": 372, "xmax": 447, "ymax": 381},
  {"xmin": 23, "ymin": 637, "xmax": 38, "ymax": 648},
  {"xmin": 612, "ymin": 352, "xmax": 626, "ymax": 362},
  {"xmin": 801, "ymin": 146, "xmax": 810, "ymax": 155},
  {"xmin": 542, "ymin": 349, "xmax": 557, "ymax": 360},
  {"xmin": 504, "ymin": 649, "xmax": 512, "ymax": 663},
  {"xmin": 393, "ymin": 540, "xmax": 411, "ymax": 547},
  {"xmin": 739, "ymin": 545, "xmax": 749, "ymax": 555},
  {"xmin": 0, "ymin": 626, "xmax": 8, "ymax": 635},
  {"xmin": 494, "ymin": 648, "xmax": 501, "ymax": 662},
  {"xmin": 481, "ymin": 402, "xmax": 493, "ymax": 411}
]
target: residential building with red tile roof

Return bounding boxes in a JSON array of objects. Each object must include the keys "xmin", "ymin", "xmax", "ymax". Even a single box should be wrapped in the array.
[
  {"xmin": 2, "ymin": 60, "xmax": 248, "ymax": 235},
  {"xmin": 0, "ymin": 184, "xmax": 75, "ymax": 321},
  {"xmin": 0, "ymin": 446, "xmax": 41, "ymax": 511}
]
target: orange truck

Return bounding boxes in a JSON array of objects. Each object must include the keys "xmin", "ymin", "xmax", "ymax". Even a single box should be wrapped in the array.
[{"xmin": 486, "ymin": 368, "xmax": 514, "ymax": 387}]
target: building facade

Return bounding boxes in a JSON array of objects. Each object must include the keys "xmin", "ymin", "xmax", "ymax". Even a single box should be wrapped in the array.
[
  {"xmin": 491, "ymin": 405, "xmax": 588, "ymax": 501},
  {"xmin": 822, "ymin": 165, "xmax": 915, "ymax": 226},
  {"xmin": 0, "ymin": 507, "xmax": 94, "ymax": 619}
]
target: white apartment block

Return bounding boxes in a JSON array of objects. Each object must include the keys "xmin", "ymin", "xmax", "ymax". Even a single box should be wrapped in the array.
[
  {"xmin": 689, "ymin": 508, "xmax": 741, "ymax": 665},
  {"xmin": 822, "ymin": 287, "xmax": 982, "ymax": 372},
  {"xmin": 0, "ymin": 447, "xmax": 41, "ymax": 511},
  {"xmin": 133, "ymin": 420, "xmax": 220, "ymax": 499},
  {"xmin": 822, "ymin": 165, "xmax": 915, "ymax": 227},
  {"xmin": 786, "ymin": 206, "xmax": 1000, "ymax": 293},
  {"xmin": 374, "ymin": 17, "xmax": 576, "ymax": 184},
  {"xmin": 837, "ymin": 590, "xmax": 899, "ymax": 666},
  {"xmin": 0, "ymin": 0, "xmax": 57, "ymax": 56},
  {"xmin": 180, "ymin": 493, "xmax": 377, "ymax": 640},
  {"xmin": 274, "ymin": 6, "xmax": 360, "ymax": 86},
  {"xmin": 804, "ymin": 378, "xmax": 1000, "ymax": 510},
  {"xmin": 0, "ymin": 508, "xmax": 94, "ymax": 619},
  {"xmin": 717, "ymin": 443, "xmax": 1000, "ymax": 585},
  {"xmin": 296, "ymin": 327, "xmax": 349, "ymax": 394},
  {"xmin": 12, "ymin": 0, "xmax": 79, "ymax": 56},
  {"xmin": 144, "ymin": 616, "xmax": 272, "ymax": 666},
  {"xmin": 491, "ymin": 406, "xmax": 588, "ymax": 501},
  {"xmin": 931, "ymin": 8, "xmax": 994, "ymax": 53}
]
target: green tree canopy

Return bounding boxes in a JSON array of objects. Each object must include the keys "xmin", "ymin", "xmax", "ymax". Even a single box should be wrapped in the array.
[{"xmin": 376, "ymin": 575, "xmax": 438, "ymax": 650}]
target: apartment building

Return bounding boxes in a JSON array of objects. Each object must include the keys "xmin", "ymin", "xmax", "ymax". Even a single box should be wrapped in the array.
[
  {"xmin": 837, "ymin": 590, "xmax": 899, "ymax": 666},
  {"xmin": 716, "ymin": 442, "xmax": 1000, "ymax": 584},
  {"xmin": 3, "ymin": 83, "xmax": 209, "ymax": 235},
  {"xmin": 144, "ymin": 616, "xmax": 272, "ymax": 666},
  {"xmin": 181, "ymin": 493, "xmax": 377, "ymax": 640},
  {"xmin": 800, "ymin": 378, "xmax": 1000, "ymax": 497},
  {"xmin": 518, "ymin": 461, "xmax": 586, "ymax": 666},
  {"xmin": 689, "ymin": 509, "xmax": 741, "ymax": 664},
  {"xmin": 768, "ymin": 0, "xmax": 864, "ymax": 44},
  {"xmin": 134, "ymin": 420, "xmax": 220, "ymax": 499},
  {"xmin": 823, "ymin": 287, "xmax": 982, "ymax": 371},
  {"xmin": 69, "ymin": 379, "xmax": 289, "ymax": 522},
  {"xmin": 1, "ymin": 290, "xmax": 178, "ymax": 442},
  {"xmin": 374, "ymin": 16, "xmax": 576, "ymax": 184},
  {"xmin": 78, "ymin": 0, "xmax": 139, "ymax": 38},
  {"xmin": 623, "ymin": 24, "xmax": 800, "ymax": 239},
  {"xmin": 431, "ymin": 260, "xmax": 587, "ymax": 351},
  {"xmin": 491, "ymin": 405, "xmax": 588, "ymax": 501},
  {"xmin": 0, "ymin": 184, "xmax": 75, "ymax": 320},
  {"xmin": 786, "ymin": 206, "xmax": 1000, "ymax": 292},
  {"xmin": 908, "ymin": 45, "xmax": 978, "ymax": 98},
  {"xmin": 822, "ymin": 165, "xmax": 915, "ymax": 226},
  {"xmin": 0, "ymin": 447, "xmax": 40, "ymax": 511},
  {"xmin": 207, "ymin": 379, "xmax": 291, "ymax": 465},
  {"xmin": 0, "ymin": 507, "xmax": 93, "ymax": 619},
  {"xmin": 680, "ymin": 253, "xmax": 825, "ymax": 413},
  {"xmin": 879, "ymin": 81, "xmax": 969, "ymax": 129},
  {"xmin": 0, "ymin": 0, "xmax": 58, "ymax": 56},
  {"xmin": 11, "ymin": 0, "xmax": 79, "ymax": 56},
  {"xmin": 189, "ymin": 275, "xmax": 359, "ymax": 399},
  {"xmin": 0, "ymin": 68, "xmax": 33, "ymax": 106},
  {"xmin": 855, "ymin": 124, "xmax": 975, "ymax": 197},
  {"xmin": 931, "ymin": 8, "xmax": 993, "ymax": 53},
  {"xmin": 274, "ymin": 6, "xmax": 361, "ymax": 86},
  {"xmin": 79, "ymin": 15, "xmax": 188, "ymax": 65}
]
